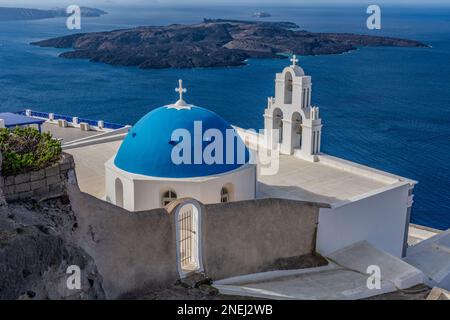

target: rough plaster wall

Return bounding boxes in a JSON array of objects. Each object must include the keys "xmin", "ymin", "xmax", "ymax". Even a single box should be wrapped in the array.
[
  {"xmin": 202, "ymin": 199, "xmax": 320, "ymax": 280},
  {"xmin": 68, "ymin": 176, "xmax": 320, "ymax": 297},
  {"xmin": 67, "ymin": 184, "xmax": 179, "ymax": 299}
]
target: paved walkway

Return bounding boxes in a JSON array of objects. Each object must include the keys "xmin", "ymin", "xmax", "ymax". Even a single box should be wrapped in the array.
[
  {"xmin": 405, "ymin": 229, "xmax": 450, "ymax": 290},
  {"xmin": 65, "ymin": 140, "xmax": 122, "ymax": 198},
  {"xmin": 42, "ymin": 122, "xmax": 98, "ymax": 143},
  {"xmin": 257, "ymin": 153, "xmax": 388, "ymax": 205},
  {"xmin": 408, "ymin": 224, "xmax": 442, "ymax": 246}
]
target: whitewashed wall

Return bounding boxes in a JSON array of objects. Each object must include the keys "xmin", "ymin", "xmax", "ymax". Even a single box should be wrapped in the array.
[
  {"xmin": 105, "ymin": 159, "xmax": 256, "ymax": 211},
  {"xmin": 105, "ymin": 165, "xmax": 135, "ymax": 210},
  {"xmin": 316, "ymin": 183, "xmax": 411, "ymax": 258}
]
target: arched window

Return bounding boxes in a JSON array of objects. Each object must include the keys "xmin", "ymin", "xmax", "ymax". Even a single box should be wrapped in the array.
[
  {"xmin": 220, "ymin": 183, "xmax": 234, "ymax": 203},
  {"xmin": 302, "ymin": 88, "xmax": 306, "ymax": 108},
  {"xmin": 284, "ymin": 72, "xmax": 293, "ymax": 104},
  {"xmin": 292, "ymin": 112, "xmax": 303, "ymax": 149},
  {"xmin": 306, "ymin": 88, "xmax": 310, "ymax": 107},
  {"xmin": 161, "ymin": 189, "xmax": 177, "ymax": 207},
  {"xmin": 273, "ymin": 108, "xmax": 283, "ymax": 144},
  {"xmin": 115, "ymin": 178, "xmax": 124, "ymax": 207},
  {"xmin": 221, "ymin": 187, "xmax": 229, "ymax": 203}
]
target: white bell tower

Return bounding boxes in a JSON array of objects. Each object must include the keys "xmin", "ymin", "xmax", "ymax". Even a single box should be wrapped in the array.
[{"xmin": 263, "ymin": 55, "xmax": 322, "ymax": 161}]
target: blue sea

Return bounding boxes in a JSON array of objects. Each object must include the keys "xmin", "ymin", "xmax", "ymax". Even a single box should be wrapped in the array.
[{"xmin": 1, "ymin": 4, "xmax": 449, "ymax": 229}]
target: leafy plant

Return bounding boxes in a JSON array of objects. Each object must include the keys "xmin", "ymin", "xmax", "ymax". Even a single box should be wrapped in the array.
[{"xmin": 0, "ymin": 127, "xmax": 62, "ymax": 176}]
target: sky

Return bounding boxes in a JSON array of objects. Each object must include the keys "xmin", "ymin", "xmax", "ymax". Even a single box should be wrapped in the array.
[{"xmin": 1, "ymin": 0, "xmax": 449, "ymax": 8}]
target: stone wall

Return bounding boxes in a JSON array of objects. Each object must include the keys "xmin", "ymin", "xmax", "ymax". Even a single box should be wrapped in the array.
[{"xmin": 0, "ymin": 153, "xmax": 74, "ymax": 202}]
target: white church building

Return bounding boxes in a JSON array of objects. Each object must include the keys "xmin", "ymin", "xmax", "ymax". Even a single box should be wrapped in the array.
[
  {"xmin": 104, "ymin": 80, "xmax": 257, "ymax": 211},
  {"xmin": 60, "ymin": 55, "xmax": 416, "ymax": 259}
]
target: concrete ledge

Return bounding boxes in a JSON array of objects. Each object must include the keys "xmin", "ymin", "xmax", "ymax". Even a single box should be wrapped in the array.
[
  {"xmin": 214, "ymin": 263, "xmax": 337, "ymax": 285},
  {"xmin": 327, "ymin": 241, "xmax": 424, "ymax": 290},
  {"xmin": 63, "ymin": 132, "xmax": 127, "ymax": 150},
  {"xmin": 405, "ymin": 229, "xmax": 450, "ymax": 290},
  {"xmin": 318, "ymin": 154, "xmax": 416, "ymax": 185},
  {"xmin": 330, "ymin": 181, "xmax": 410, "ymax": 209},
  {"xmin": 213, "ymin": 266, "xmax": 397, "ymax": 300},
  {"xmin": 427, "ymin": 287, "xmax": 450, "ymax": 300},
  {"xmin": 214, "ymin": 283, "xmax": 396, "ymax": 300},
  {"xmin": 62, "ymin": 125, "xmax": 130, "ymax": 148},
  {"xmin": 409, "ymin": 224, "xmax": 442, "ymax": 244}
]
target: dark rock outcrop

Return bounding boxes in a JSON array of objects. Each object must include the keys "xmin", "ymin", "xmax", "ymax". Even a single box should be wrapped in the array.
[
  {"xmin": 0, "ymin": 151, "xmax": 104, "ymax": 300},
  {"xmin": 0, "ymin": 197, "xmax": 105, "ymax": 300},
  {"xmin": 32, "ymin": 19, "xmax": 427, "ymax": 69}
]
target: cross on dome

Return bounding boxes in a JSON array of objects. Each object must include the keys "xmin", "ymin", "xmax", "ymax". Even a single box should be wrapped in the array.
[
  {"xmin": 170, "ymin": 79, "xmax": 191, "ymax": 109},
  {"xmin": 290, "ymin": 54, "xmax": 299, "ymax": 67},
  {"xmin": 175, "ymin": 79, "xmax": 187, "ymax": 101}
]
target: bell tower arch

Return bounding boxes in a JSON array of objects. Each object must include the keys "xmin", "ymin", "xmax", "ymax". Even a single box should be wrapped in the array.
[
  {"xmin": 284, "ymin": 71, "xmax": 293, "ymax": 104},
  {"xmin": 263, "ymin": 54, "xmax": 322, "ymax": 161}
]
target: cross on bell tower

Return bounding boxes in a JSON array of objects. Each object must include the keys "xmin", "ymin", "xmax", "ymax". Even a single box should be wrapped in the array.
[{"xmin": 290, "ymin": 54, "xmax": 299, "ymax": 67}]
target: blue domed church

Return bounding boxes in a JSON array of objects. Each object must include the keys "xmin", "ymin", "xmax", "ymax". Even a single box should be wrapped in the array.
[
  {"xmin": 105, "ymin": 80, "xmax": 256, "ymax": 211},
  {"xmin": 95, "ymin": 58, "xmax": 415, "ymax": 263}
]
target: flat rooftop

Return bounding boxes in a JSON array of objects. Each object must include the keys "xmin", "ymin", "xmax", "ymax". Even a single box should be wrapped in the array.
[
  {"xmin": 257, "ymin": 153, "xmax": 390, "ymax": 205},
  {"xmin": 0, "ymin": 112, "xmax": 45, "ymax": 127},
  {"xmin": 408, "ymin": 224, "xmax": 442, "ymax": 246},
  {"xmin": 66, "ymin": 144, "xmax": 395, "ymax": 205},
  {"xmin": 43, "ymin": 122, "xmax": 119, "ymax": 197},
  {"xmin": 66, "ymin": 140, "xmax": 122, "ymax": 198},
  {"xmin": 42, "ymin": 122, "xmax": 99, "ymax": 143}
]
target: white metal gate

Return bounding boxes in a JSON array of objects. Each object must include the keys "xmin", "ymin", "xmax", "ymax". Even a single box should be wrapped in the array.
[
  {"xmin": 179, "ymin": 206, "xmax": 192, "ymax": 267},
  {"xmin": 176, "ymin": 201, "xmax": 203, "ymax": 277},
  {"xmin": 178, "ymin": 204, "xmax": 198, "ymax": 273}
]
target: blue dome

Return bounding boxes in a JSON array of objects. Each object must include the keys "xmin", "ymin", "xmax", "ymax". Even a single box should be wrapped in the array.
[{"xmin": 114, "ymin": 105, "xmax": 251, "ymax": 178}]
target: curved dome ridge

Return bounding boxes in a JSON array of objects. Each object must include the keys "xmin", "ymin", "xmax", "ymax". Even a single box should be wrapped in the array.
[{"xmin": 114, "ymin": 105, "xmax": 250, "ymax": 178}]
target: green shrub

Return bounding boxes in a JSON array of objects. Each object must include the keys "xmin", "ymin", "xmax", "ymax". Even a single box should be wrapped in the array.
[{"xmin": 0, "ymin": 127, "xmax": 62, "ymax": 176}]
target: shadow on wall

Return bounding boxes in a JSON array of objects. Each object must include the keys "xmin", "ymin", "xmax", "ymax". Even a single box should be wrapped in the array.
[{"xmin": 68, "ymin": 181, "xmax": 324, "ymax": 299}]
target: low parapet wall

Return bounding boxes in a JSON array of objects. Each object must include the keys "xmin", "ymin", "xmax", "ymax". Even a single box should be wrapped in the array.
[
  {"xmin": 0, "ymin": 153, "xmax": 74, "ymax": 202},
  {"xmin": 202, "ymin": 199, "xmax": 320, "ymax": 280},
  {"xmin": 17, "ymin": 110, "xmax": 126, "ymax": 131}
]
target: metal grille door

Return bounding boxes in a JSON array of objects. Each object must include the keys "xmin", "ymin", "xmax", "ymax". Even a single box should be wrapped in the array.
[{"xmin": 178, "ymin": 206, "xmax": 195, "ymax": 269}]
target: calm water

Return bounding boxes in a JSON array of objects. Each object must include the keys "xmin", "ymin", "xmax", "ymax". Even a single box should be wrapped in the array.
[{"xmin": 1, "ymin": 5, "xmax": 450, "ymax": 229}]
